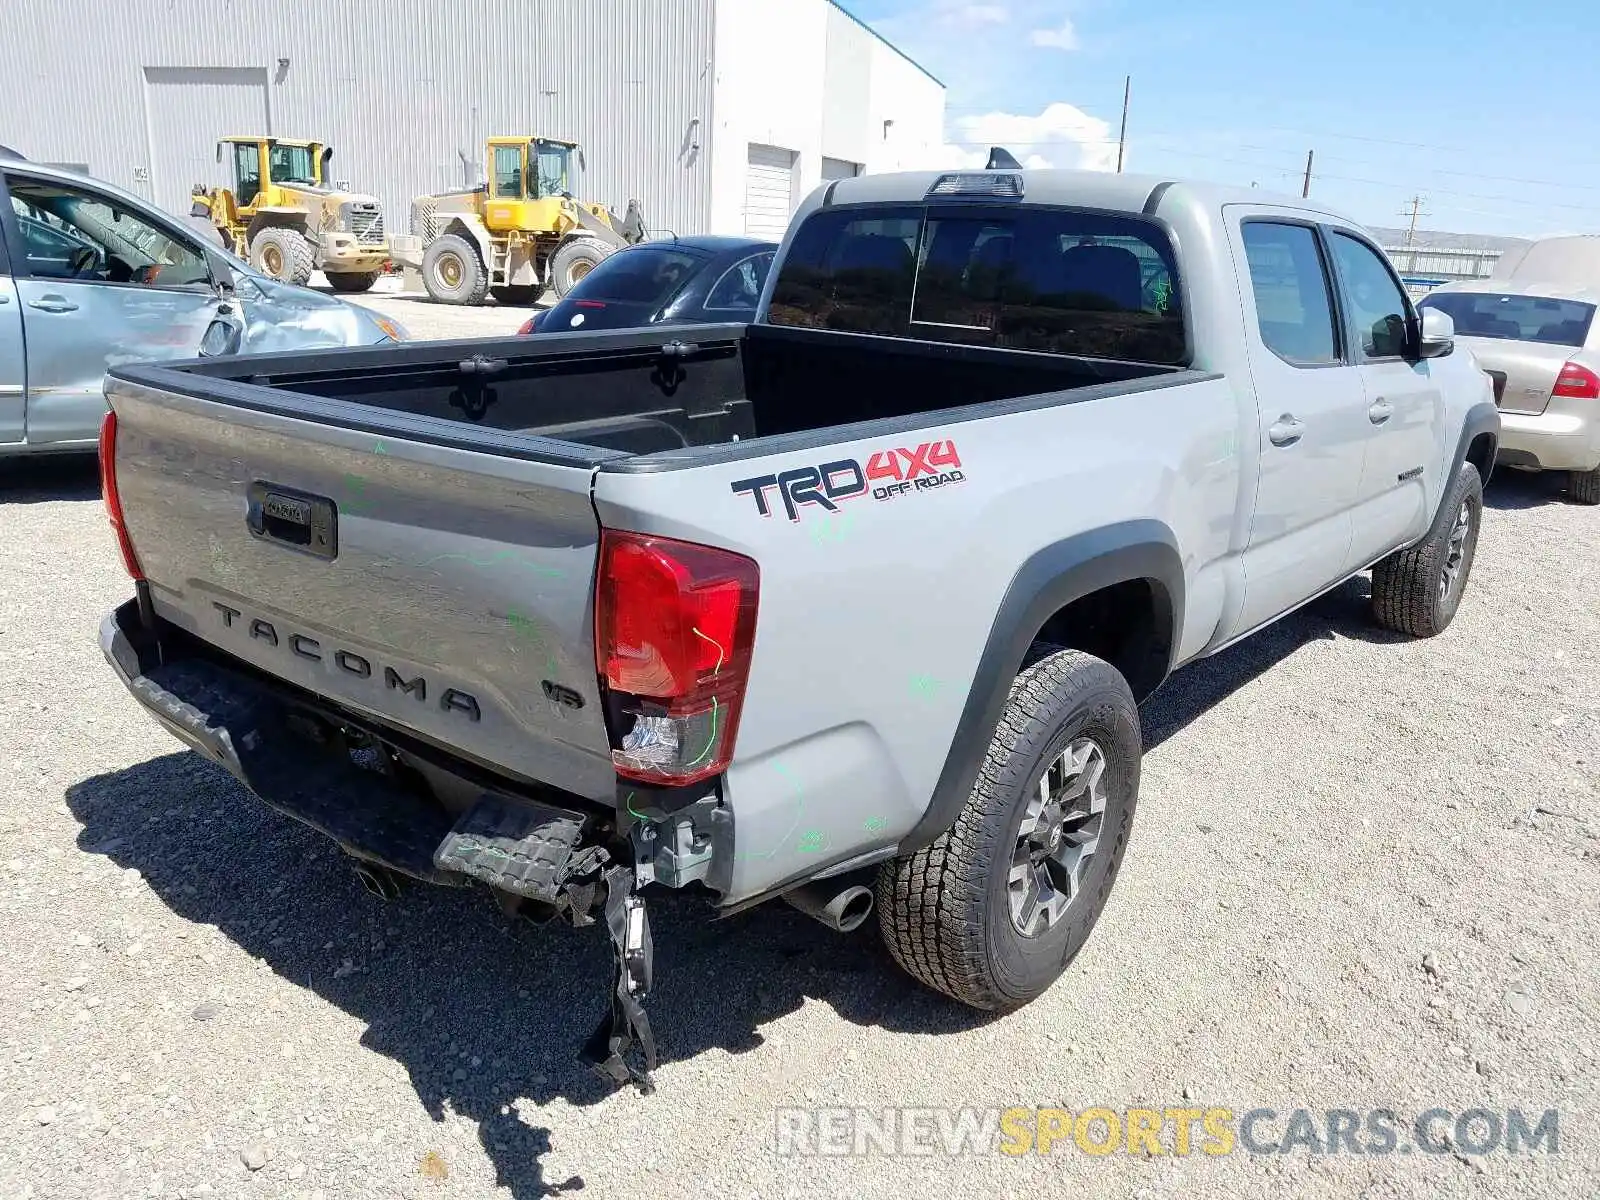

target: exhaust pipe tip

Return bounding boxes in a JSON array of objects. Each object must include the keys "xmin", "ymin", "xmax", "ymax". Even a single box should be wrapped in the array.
[
  {"xmin": 352, "ymin": 860, "xmax": 402, "ymax": 902},
  {"xmin": 783, "ymin": 881, "xmax": 875, "ymax": 933}
]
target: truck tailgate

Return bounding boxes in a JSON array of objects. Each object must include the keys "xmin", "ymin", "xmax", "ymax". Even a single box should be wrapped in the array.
[{"xmin": 106, "ymin": 376, "xmax": 618, "ymax": 801}]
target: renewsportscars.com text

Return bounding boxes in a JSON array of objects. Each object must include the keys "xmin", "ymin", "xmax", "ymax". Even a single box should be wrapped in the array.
[{"xmin": 773, "ymin": 1105, "xmax": 1560, "ymax": 1158}]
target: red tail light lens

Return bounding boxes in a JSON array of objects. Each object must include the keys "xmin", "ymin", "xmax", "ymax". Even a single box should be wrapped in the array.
[
  {"xmin": 98, "ymin": 410, "xmax": 145, "ymax": 581},
  {"xmin": 515, "ymin": 315, "xmax": 539, "ymax": 335},
  {"xmin": 595, "ymin": 531, "xmax": 759, "ymax": 785},
  {"xmin": 1552, "ymin": 361, "xmax": 1600, "ymax": 400}
]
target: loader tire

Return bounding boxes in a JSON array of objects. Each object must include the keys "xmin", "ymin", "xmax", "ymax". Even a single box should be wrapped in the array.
[
  {"xmin": 324, "ymin": 270, "xmax": 380, "ymax": 293},
  {"xmin": 550, "ymin": 237, "xmax": 610, "ymax": 298},
  {"xmin": 422, "ymin": 235, "xmax": 489, "ymax": 305},
  {"xmin": 249, "ymin": 228, "xmax": 315, "ymax": 285},
  {"xmin": 490, "ymin": 285, "xmax": 540, "ymax": 306},
  {"xmin": 877, "ymin": 645, "xmax": 1141, "ymax": 1011},
  {"xmin": 1370, "ymin": 460, "xmax": 1483, "ymax": 637}
]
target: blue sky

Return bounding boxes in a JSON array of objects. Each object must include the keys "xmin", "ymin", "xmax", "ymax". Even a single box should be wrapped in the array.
[{"xmin": 844, "ymin": 0, "xmax": 1595, "ymax": 238}]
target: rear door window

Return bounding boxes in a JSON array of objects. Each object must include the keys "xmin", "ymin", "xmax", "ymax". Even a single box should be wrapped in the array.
[
  {"xmin": 1240, "ymin": 221, "xmax": 1340, "ymax": 365},
  {"xmin": 767, "ymin": 204, "xmax": 1185, "ymax": 362}
]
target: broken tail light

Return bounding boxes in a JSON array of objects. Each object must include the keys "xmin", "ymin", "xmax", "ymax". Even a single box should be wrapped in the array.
[
  {"xmin": 99, "ymin": 410, "xmax": 145, "ymax": 581},
  {"xmin": 595, "ymin": 530, "xmax": 759, "ymax": 785}
]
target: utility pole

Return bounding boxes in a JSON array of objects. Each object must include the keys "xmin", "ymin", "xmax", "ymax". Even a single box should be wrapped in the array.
[
  {"xmin": 1301, "ymin": 149, "xmax": 1314, "ymax": 198},
  {"xmin": 1115, "ymin": 75, "xmax": 1130, "ymax": 174},
  {"xmin": 1401, "ymin": 195, "xmax": 1430, "ymax": 246}
]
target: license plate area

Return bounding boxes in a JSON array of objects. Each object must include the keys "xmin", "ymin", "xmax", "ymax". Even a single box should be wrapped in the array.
[{"xmin": 247, "ymin": 481, "xmax": 338, "ymax": 560}]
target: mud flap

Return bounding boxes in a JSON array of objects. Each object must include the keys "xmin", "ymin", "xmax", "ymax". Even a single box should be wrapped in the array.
[{"xmin": 579, "ymin": 863, "xmax": 657, "ymax": 1093}]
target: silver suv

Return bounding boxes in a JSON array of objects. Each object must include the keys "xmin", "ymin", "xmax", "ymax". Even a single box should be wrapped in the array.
[{"xmin": 1, "ymin": 154, "xmax": 406, "ymax": 460}]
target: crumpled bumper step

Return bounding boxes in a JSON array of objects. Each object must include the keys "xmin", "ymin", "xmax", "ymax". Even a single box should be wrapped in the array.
[
  {"xmin": 434, "ymin": 795, "xmax": 600, "ymax": 904},
  {"xmin": 135, "ymin": 659, "xmax": 462, "ymax": 884}
]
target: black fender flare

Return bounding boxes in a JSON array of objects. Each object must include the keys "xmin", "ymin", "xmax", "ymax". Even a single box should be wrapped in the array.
[
  {"xmin": 1451, "ymin": 400, "xmax": 1500, "ymax": 490},
  {"xmin": 898, "ymin": 519, "xmax": 1185, "ymax": 853}
]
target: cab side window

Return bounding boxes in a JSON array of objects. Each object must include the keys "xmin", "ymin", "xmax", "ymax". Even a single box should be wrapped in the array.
[
  {"xmin": 493, "ymin": 146, "xmax": 524, "ymax": 199},
  {"xmin": 7, "ymin": 176, "xmax": 210, "ymax": 287},
  {"xmin": 1241, "ymin": 221, "xmax": 1339, "ymax": 366},
  {"xmin": 233, "ymin": 144, "xmax": 261, "ymax": 206},
  {"xmin": 1328, "ymin": 232, "xmax": 1411, "ymax": 360}
]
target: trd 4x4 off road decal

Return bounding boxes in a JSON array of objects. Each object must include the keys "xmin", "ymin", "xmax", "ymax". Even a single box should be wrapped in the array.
[{"xmin": 730, "ymin": 439, "xmax": 966, "ymax": 522}]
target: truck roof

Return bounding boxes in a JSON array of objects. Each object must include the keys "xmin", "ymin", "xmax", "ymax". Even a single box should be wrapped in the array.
[{"xmin": 815, "ymin": 166, "xmax": 1359, "ymax": 226}]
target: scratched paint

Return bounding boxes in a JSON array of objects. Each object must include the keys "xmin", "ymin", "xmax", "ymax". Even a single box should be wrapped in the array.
[
  {"xmin": 733, "ymin": 761, "xmax": 808, "ymax": 862},
  {"xmin": 505, "ymin": 607, "xmax": 559, "ymax": 672}
]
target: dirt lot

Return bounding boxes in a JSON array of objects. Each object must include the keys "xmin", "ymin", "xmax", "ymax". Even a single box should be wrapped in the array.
[{"xmin": 1, "ymin": 400, "xmax": 1596, "ymax": 1198}]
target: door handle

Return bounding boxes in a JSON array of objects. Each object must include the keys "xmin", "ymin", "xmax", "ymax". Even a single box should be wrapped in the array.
[
  {"xmin": 28, "ymin": 296, "xmax": 78, "ymax": 314},
  {"xmin": 1368, "ymin": 398, "xmax": 1394, "ymax": 424},
  {"xmin": 1267, "ymin": 414, "xmax": 1304, "ymax": 447},
  {"xmin": 0, "ymin": 293, "xmax": 10, "ymax": 304}
]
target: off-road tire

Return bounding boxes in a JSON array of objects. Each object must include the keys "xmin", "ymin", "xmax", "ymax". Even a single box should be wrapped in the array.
[
  {"xmin": 324, "ymin": 269, "xmax": 380, "ymax": 293},
  {"xmin": 490, "ymin": 285, "xmax": 540, "ymax": 306},
  {"xmin": 1371, "ymin": 460, "xmax": 1483, "ymax": 637},
  {"xmin": 550, "ymin": 237, "xmax": 610, "ymax": 299},
  {"xmin": 1567, "ymin": 464, "xmax": 1600, "ymax": 505},
  {"xmin": 422, "ymin": 234, "xmax": 489, "ymax": 305},
  {"xmin": 877, "ymin": 646, "xmax": 1141, "ymax": 1011},
  {"xmin": 249, "ymin": 227, "xmax": 315, "ymax": 285}
]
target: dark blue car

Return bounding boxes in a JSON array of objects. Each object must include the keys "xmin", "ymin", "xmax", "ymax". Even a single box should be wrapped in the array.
[{"xmin": 518, "ymin": 235, "xmax": 778, "ymax": 334}]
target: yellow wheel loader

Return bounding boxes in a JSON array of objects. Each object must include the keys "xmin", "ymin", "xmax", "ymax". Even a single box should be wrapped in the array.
[
  {"xmin": 190, "ymin": 137, "xmax": 390, "ymax": 291},
  {"xmin": 391, "ymin": 137, "xmax": 645, "ymax": 306}
]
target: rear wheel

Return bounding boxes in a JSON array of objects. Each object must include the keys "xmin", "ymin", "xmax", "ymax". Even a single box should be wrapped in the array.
[
  {"xmin": 1370, "ymin": 460, "xmax": 1483, "ymax": 637},
  {"xmin": 249, "ymin": 227, "xmax": 314, "ymax": 285},
  {"xmin": 550, "ymin": 237, "xmax": 610, "ymax": 299},
  {"xmin": 877, "ymin": 646, "xmax": 1141, "ymax": 1010},
  {"xmin": 324, "ymin": 269, "xmax": 380, "ymax": 293},
  {"xmin": 422, "ymin": 234, "xmax": 489, "ymax": 305},
  {"xmin": 490, "ymin": 285, "xmax": 540, "ymax": 306},
  {"xmin": 1567, "ymin": 464, "xmax": 1600, "ymax": 505}
]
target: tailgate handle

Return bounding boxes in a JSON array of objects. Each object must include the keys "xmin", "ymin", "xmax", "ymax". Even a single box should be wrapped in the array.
[
  {"xmin": 246, "ymin": 482, "xmax": 339, "ymax": 560},
  {"xmin": 659, "ymin": 340, "xmax": 700, "ymax": 359}
]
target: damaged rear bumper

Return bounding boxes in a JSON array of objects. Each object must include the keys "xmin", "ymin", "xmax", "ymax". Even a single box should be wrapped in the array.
[{"xmin": 99, "ymin": 597, "xmax": 659, "ymax": 1087}]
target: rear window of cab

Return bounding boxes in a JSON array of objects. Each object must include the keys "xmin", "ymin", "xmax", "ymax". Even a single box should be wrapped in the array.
[{"xmin": 766, "ymin": 204, "xmax": 1187, "ymax": 364}]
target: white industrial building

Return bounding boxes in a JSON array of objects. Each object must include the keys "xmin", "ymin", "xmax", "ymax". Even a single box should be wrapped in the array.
[{"xmin": 0, "ymin": 0, "xmax": 945, "ymax": 242}]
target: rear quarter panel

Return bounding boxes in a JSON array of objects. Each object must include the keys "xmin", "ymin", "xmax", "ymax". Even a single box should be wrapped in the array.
[{"xmin": 593, "ymin": 374, "xmax": 1242, "ymax": 902}]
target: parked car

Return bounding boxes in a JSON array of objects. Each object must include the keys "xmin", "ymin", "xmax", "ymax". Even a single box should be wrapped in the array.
[
  {"xmin": 94, "ymin": 164, "xmax": 1497, "ymax": 1091},
  {"xmin": 0, "ymin": 156, "xmax": 407, "ymax": 460},
  {"xmin": 1420, "ymin": 282, "xmax": 1600, "ymax": 503},
  {"xmin": 518, "ymin": 235, "xmax": 777, "ymax": 334}
]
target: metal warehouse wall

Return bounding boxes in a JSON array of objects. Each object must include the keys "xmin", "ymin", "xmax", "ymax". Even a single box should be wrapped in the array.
[{"xmin": 0, "ymin": 0, "xmax": 715, "ymax": 236}]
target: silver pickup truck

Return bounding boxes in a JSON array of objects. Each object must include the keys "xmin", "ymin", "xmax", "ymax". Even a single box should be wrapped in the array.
[{"xmin": 95, "ymin": 165, "xmax": 1499, "ymax": 1090}]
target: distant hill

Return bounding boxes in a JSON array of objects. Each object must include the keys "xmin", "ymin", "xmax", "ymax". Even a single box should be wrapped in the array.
[{"xmin": 1368, "ymin": 226, "xmax": 1531, "ymax": 255}]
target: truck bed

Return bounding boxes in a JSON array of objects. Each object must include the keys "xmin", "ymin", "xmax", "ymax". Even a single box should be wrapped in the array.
[{"xmin": 125, "ymin": 322, "xmax": 1185, "ymax": 461}]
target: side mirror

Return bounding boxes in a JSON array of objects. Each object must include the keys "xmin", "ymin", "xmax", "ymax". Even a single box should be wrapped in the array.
[
  {"xmin": 199, "ymin": 308, "xmax": 244, "ymax": 357},
  {"xmin": 1417, "ymin": 307, "xmax": 1454, "ymax": 359},
  {"xmin": 577, "ymin": 148, "xmax": 587, "ymax": 172}
]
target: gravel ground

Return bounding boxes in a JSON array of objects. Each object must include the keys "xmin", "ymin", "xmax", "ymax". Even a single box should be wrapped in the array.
[
  {"xmin": 332, "ymin": 276, "xmax": 548, "ymax": 343},
  {"xmin": 1, "ymin": 445, "xmax": 1595, "ymax": 1199}
]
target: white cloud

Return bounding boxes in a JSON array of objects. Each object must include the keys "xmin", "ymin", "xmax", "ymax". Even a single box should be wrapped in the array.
[
  {"xmin": 1028, "ymin": 17, "xmax": 1079, "ymax": 50},
  {"xmin": 920, "ymin": 102, "xmax": 1118, "ymax": 172}
]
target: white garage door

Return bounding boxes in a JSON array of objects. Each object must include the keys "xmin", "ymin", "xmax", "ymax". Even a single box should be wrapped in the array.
[
  {"xmin": 744, "ymin": 144, "xmax": 796, "ymax": 240},
  {"xmin": 822, "ymin": 157, "xmax": 861, "ymax": 181},
  {"xmin": 143, "ymin": 66, "xmax": 271, "ymax": 219}
]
